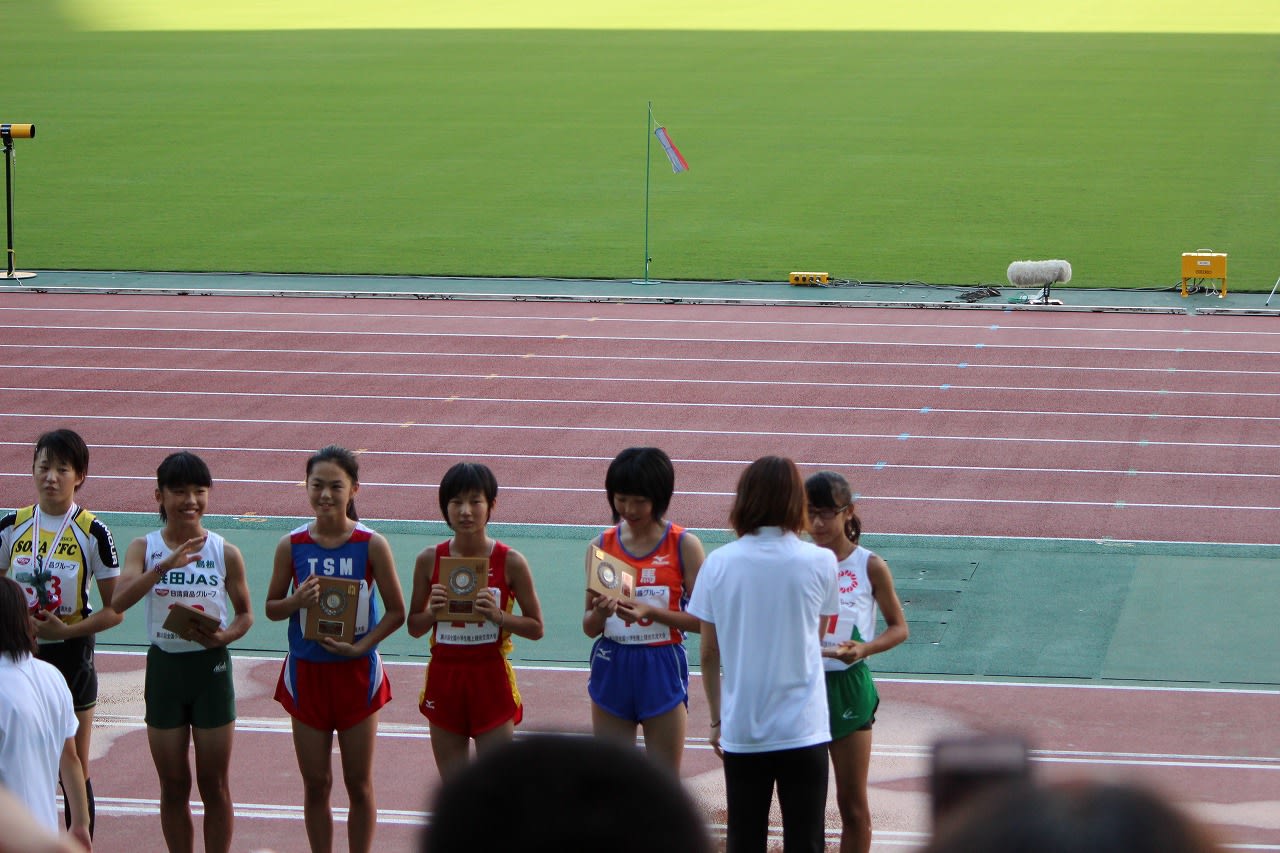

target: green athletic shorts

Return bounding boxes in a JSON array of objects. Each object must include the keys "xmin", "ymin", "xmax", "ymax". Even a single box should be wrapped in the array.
[
  {"xmin": 145, "ymin": 645, "xmax": 236, "ymax": 730},
  {"xmin": 826, "ymin": 662, "xmax": 879, "ymax": 740}
]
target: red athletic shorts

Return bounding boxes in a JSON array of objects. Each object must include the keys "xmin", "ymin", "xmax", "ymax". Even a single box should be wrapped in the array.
[
  {"xmin": 275, "ymin": 652, "xmax": 392, "ymax": 732},
  {"xmin": 419, "ymin": 645, "xmax": 521, "ymax": 737}
]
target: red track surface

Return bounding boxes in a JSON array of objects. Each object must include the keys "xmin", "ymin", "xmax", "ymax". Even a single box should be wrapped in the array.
[
  {"xmin": 2, "ymin": 293, "xmax": 1278, "ymax": 543},
  {"xmin": 88, "ymin": 654, "xmax": 1280, "ymax": 852},
  {"xmin": 3, "ymin": 293, "xmax": 1278, "ymax": 851}
]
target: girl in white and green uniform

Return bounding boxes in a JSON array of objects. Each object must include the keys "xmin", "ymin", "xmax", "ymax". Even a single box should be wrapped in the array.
[
  {"xmin": 805, "ymin": 471, "xmax": 909, "ymax": 853},
  {"xmin": 113, "ymin": 451, "xmax": 253, "ymax": 853}
]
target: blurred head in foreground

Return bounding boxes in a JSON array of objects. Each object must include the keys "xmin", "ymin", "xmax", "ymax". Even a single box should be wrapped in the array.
[
  {"xmin": 422, "ymin": 734, "xmax": 711, "ymax": 853},
  {"xmin": 924, "ymin": 778, "xmax": 1221, "ymax": 853}
]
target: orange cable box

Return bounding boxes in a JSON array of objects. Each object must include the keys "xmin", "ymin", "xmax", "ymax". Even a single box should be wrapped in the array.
[{"xmin": 790, "ymin": 271, "xmax": 829, "ymax": 286}]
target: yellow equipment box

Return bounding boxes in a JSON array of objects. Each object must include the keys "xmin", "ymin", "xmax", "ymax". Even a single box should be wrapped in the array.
[
  {"xmin": 1181, "ymin": 252, "xmax": 1227, "ymax": 298},
  {"xmin": 789, "ymin": 271, "xmax": 829, "ymax": 286}
]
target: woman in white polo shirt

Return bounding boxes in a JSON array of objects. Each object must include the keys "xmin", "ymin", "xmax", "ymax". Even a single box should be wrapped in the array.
[{"xmin": 687, "ymin": 456, "xmax": 839, "ymax": 853}]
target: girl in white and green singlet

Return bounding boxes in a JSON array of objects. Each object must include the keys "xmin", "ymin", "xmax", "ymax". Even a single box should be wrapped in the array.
[
  {"xmin": 806, "ymin": 471, "xmax": 909, "ymax": 853},
  {"xmin": 113, "ymin": 451, "xmax": 253, "ymax": 853}
]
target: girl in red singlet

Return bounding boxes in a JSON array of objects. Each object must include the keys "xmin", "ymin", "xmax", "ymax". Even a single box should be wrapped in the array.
[{"xmin": 408, "ymin": 462, "xmax": 544, "ymax": 780}]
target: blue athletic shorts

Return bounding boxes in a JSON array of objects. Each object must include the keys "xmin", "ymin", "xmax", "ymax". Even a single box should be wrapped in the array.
[{"xmin": 587, "ymin": 637, "xmax": 688, "ymax": 723}]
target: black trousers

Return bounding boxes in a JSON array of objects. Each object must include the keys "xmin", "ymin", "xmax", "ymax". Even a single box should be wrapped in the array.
[{"xmin": 722, "ymin": 742, "xmax": 829, "ymax": 853}]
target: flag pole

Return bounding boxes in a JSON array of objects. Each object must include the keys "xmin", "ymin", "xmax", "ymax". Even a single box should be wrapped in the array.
[{"xmin": 639, "ymin": 101, "xmax": 654, "ymax": 284}]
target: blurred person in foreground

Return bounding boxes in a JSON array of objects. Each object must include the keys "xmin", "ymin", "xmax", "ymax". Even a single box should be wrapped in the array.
[
  {"xmin": 924, "ymin": 778, "xmax": 1222, "ymax": 853},
  {"xmin": 0, "ymin": 576, "xmax": 91, "ymax": 850},
  {"xmin": 0, "ymin": 785, "xmax": 91, "ymax": 853},
  {"xmin": 422, "ymin": 733, "xmax": 711, "ymax": 853}
]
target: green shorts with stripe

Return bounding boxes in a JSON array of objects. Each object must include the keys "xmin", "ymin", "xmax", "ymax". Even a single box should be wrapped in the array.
[
  {"xmin": 826, "ymin": 662, "xmax": 879, "ymax": 740},
  {"xmin": 145, "ymin": 645, "xmax": 236, "ymax": 730}
]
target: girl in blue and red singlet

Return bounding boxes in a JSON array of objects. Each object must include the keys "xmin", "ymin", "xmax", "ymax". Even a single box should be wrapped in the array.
[
  {"xmin": 583, "ymin": 447, "xmax": 705, "ymax": 772},
  {"xmin": 408, "ymin": 462, "xmax": 543, "ymax": 781},
  {"xmin": 265, "ymin": 446, "xmax": 405, "ymax": 853}
]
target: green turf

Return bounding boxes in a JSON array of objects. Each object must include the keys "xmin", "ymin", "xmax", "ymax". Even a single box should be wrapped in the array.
[
  {"xmin": 5, "ymin": 4, "xmax": 1278, "ymax": 287},
  {"xmin": 91, "ymin": 513, "xmax": 1280, "ymax": 687},
  {"xmin": 1103, "ymin": 555, "xmax": 1279, "ymax": 684}
]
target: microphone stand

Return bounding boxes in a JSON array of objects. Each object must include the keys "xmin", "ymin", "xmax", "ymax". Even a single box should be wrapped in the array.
[{"xmin": 2, "ymin": 128, "xmax": 36, "ymax": 281}]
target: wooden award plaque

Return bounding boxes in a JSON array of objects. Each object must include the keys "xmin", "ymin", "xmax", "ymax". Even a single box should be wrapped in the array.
[
  {"xmin": 161, "ymin": 602, "xmax": 220, "ymax": 641},
  {"xmin": 441, "ymin": 556, "xmax": 489, "ymax": 622},
  {"xmin": 304, "ymin": 577, "xmax": 361, "ymax": 643},
  {"xmin": 587, "ymin": 546, "xmax": 634, "ymax": 601}
]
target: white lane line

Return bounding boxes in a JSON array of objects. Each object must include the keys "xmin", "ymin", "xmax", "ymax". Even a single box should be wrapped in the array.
[
  {"xmin": 3, "ymin": 411, "xmax": 1280, "ymax": 451},
  {"xmin": 3, "ymin": 384, "xmax": 1278, "ymax": 423},
  {"xmin": 5, "ymin": 361, "xmax": 1280, "ymax": 398},
  {"xmin": 6, "ymin": 303, "xmax": 1280, "ymax": 341},
  {"xmin": 3, "ymin": 322, "xmax": 1280, "ymax": 356},
  {"xmin": 74, "ymin": 798, "xmax": 1280, "ymax": 850},
  {"xmin": 4, "ymin": 341, "xmax": 1279, "ymax": 379},
  {"xmin": 5, "ymin": 441, "xmax": 1276, "ymax": 482},
  {"xmin": 90, "ymin": 711, "xmax": 1280, "ymax": 771}
]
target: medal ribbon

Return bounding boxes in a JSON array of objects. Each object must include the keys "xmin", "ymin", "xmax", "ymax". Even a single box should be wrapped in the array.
[{"xmin": 31, "ymin": 503, "xmax": 78, "ymax": 607}]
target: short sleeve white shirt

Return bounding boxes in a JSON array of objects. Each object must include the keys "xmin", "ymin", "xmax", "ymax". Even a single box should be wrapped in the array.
[
  {"xmin": 0, "ymin": 653, "xmax": 79, "ymax": 832},
  {"xmin": 687, "ymin": 527, "xmax": 839, "ymax": 754}
]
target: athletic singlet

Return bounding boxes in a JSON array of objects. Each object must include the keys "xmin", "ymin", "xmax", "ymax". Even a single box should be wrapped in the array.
[
  {"xmin": 287, "ymin": 522, "xmax": 381, "ymax": 663},
  {"xmin": 597, "ymin": 522, "xmax": 687, "ymax": 646},
  {"xmin": 0, "ymin": 505, "xmax": 119, "ymax": 630},
  {"xmin": 822, "ymin": 545, "xmax": 878, "ymax": 672},
  {"xmin": 143, "ymin": 530, "xmax": 230, "ymax": 654},
  {"xmin": 430, "ymin": 540, "xmax": 514, "ymax": 654}
]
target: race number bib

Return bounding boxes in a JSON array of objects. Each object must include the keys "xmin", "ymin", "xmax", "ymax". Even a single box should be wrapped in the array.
[
  {"xmin": 604, "ymin": 585, "xmax": 672, "ymax": 645},
  {"xmin": 43, "ymin": 558, "xmax": 79, "ymax": 615},
  {"xmin": 821, "ymin": 613, "xmax": 864, "ymax": 650},
  {"xmin": 355, "ymin": 579, "xmax": 372, "ymax": 634},
  {"xmin": 434, "ymin": 587, "xmax": 502, "ymax": 645}
]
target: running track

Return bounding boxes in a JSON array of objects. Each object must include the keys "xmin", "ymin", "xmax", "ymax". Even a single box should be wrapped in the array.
[
  {"xmin": 84, "ymin": 653, "xmax": 1280, "ymax": 852},
  {"xmin": 1, "ymin": 293, "xmax": 1278, "ymax": 543},
  {"xmin": 1, "ymin": 292, "xmax": 1277, "ymax": 851}
]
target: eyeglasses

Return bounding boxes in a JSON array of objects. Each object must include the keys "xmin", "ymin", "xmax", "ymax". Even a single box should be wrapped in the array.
[{"xmin": 808, "ymin": 505, "xmax": 849, "ymax": 522}]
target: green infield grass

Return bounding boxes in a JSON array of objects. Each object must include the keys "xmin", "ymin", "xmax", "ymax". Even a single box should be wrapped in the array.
[{"xmin": 3, "ymin": 1, "xmax": 1277, "ymax": 288}]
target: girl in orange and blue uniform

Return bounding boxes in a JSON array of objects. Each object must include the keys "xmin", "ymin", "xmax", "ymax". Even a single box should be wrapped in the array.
[{"xmin": 583, "ymin": 447, "xmax": 704, "ymax": 772}]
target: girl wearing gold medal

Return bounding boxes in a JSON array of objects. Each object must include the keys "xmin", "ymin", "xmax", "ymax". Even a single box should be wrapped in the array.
[{"xmin": 0, "ymin": 428, "xmax": 121, "ymax": 838}]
